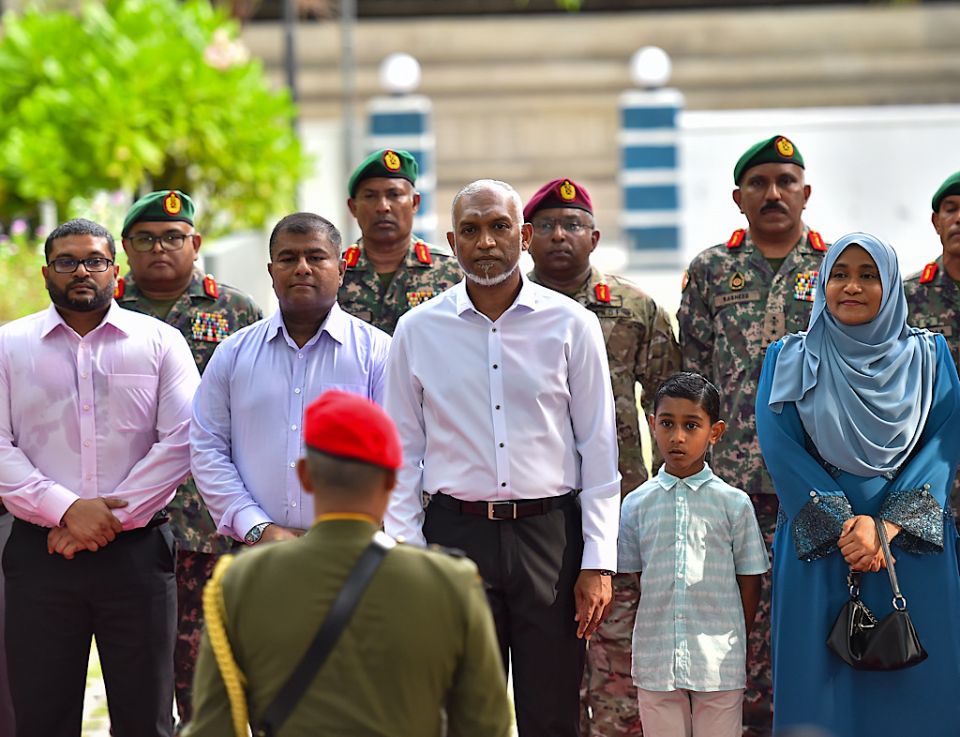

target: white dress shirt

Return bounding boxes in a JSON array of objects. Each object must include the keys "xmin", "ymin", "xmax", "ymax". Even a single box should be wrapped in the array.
[
  {"xmin": 190, "ymin": 303, "xmax": 391, "ymax": 540},
  {"xmin": 384, "ymin": 278, "xmax": 621, "ymax": 569},
  {"xmin": 0, "ymin": 302, "xmax": 200, "ymax": 529}
]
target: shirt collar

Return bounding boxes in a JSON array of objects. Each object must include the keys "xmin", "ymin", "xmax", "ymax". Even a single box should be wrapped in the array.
[
  {"xmin": 41, "ymin": 300, "xmax": 132, "ymax": 339},
  {"xmin": 266, "ymin": 301, "xmax": 347, "ymax": 347},
  {"xmin": 454, "ymin": 273, "xmax": 539, "ymax": 318},
  {"xmin": 655, "ymin": 463, "xmax": 714, "ymax": 492}
]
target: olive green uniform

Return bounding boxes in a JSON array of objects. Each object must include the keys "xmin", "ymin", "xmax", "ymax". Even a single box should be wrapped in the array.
[
  {"xmin": 904, "ymin": 256, "xmax": 960, "ymax": 519},
  {"xmin": 338, "ymin": 238, "xmax": 461, "ymax": 335},
  {"xmin": 185, "ymin": 519, "xmax": 511, "ymax": 737},
  {"xmin": 678, "ymin": 225, "xmax": 827, "ymax": 737},
  {"xmin": 529, "ymin": 266, "xmax": 679, "ymax": 737},
  {"xmin": 116, "ymin": 267, "xmax": 262, "ymax": 724}
]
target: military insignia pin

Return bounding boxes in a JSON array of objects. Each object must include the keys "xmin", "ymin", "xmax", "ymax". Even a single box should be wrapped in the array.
[
  {"xmin": 163, "ymin": 191, "xmax": 182, "ymax": 216},
  {"xmin": 794, "ymin": 271, "xmax": 818, "ymax": 302},
  {"xmin": 775, "ymin": 137, "xmax": 795, "ymax": 158},
  {"xmin": 729, "ymin": 271, "xmax": 745, "ymax": 291},
  {"xmin": 383, "ymin": 150, "xmax": 401, "ymax": 172},
  {"xmin": 559, "ymin": 180, "xmax": 577, "ymax": 201}
]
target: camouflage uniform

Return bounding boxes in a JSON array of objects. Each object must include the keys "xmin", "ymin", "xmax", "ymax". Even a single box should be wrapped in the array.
[
  {"xmin": 529, "ymin": 266, "xmax": 680, "ymax": 737},
  {"xmin": 677, "ymin": 226, "xmax": 827, "ymax": 737},
  {"xmin": 904, "ymin": 256, "xmax": 960, "ymax": 519},
  {"xmin": 338, "ymin": 238, "xmax": 462, "ymax": 335},
  {"xmin": 116, "ymin": 267, "xmax": 262, "ymax": 727}
]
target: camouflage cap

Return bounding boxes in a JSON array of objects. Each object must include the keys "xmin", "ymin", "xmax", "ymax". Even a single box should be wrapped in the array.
[
  {"xmin": 932, "ymin": 171, "xmax": 960, "ymax": 212},
  {"xmin": 347, "ymin": 149, "xmax": 418, "ymax": 198},
  {"xmin": 523, "ymin": 178, "xmax": 594, "ymax": 221},
  {"xmin": 122, "ymin": 190, "xmax": 196, "ymax": 236},
  {"xmin": 733, "ymin": 135, "xmax": 804, "ymax": 185}
]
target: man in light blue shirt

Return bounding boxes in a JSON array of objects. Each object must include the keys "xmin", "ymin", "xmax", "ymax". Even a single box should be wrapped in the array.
[{"xmin": 191, "ymin": 213, "xmax": 391, "ymax": 545}]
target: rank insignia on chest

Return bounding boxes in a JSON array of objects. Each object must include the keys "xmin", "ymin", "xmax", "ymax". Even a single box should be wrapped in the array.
[
  {"xmin": 414, "ymin": 241, "xmax": 432, "ymax": 266},
  {"xmin": 920, "ymin": 261, "xmax": 939, "ymax": 284},
  {"xmin": 406, "ymin": 290, "xmax": 434, "ymax": 308},
  {"xmin": 594, "ymin": 283, "xmax": 611, "ymax": 303},
  {"xmin": 729, "ymin": 272, "xmax": 745, "ymax": 291},
  {"xmin": 794, "ymin": 271, "xmax": 819, "ymax": 302},
  {"xmin": 344, "ymin": 245, "xmax": 361, "ymax": 268},
  {"xmin": 191, "ymin": 312, "xmax": 231, "ymax": 343}
]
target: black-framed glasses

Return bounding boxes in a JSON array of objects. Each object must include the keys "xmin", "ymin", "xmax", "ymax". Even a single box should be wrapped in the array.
[
  {"xmin": 127, "ymin": 233, "xmax": 194, "ymax": 252},
  {"xmin": 531, "ymin": 219, "xmax": 593, "ymax": 236},
  {"xmin": 48, "ymin": 257, "xmax": 114, "ymax": 274}
]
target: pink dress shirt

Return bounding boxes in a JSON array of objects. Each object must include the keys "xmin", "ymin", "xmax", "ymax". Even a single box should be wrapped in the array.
[{"xmin": 0, "ymin": 302, "xmax": 200, "ymax": 529}]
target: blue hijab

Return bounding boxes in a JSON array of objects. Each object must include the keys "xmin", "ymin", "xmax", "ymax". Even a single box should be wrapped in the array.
[{"xmin": 767, "ymin": 232, "xmax": 938, "ymax": 476}]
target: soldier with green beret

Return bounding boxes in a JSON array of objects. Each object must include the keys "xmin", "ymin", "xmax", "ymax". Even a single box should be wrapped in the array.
[
  {"xmin": 525, "ymin": 177, "xmax": 679, "ymax": 737},
  {"xmin": 185, "ymin": 390, "xmax": 510, "ymax": 737},
  {"xmin": 678, "ymin": 135, "xmax": 828, "ymax": 737},
  {"xmin": 117, "ymin": 189, "xmax": 262, "ymax": 729},
  {"xmin": 904, "ymin": 170, "xmax": 960, "ymax": 521},
  {"xmin": 341, "ymin": 148, "xmax": 461, "ymax": 334}
]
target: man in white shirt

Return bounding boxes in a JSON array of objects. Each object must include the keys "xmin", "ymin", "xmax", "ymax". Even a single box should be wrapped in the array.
[
  {"xmin": 0, "ymin": 218, "xmax": 200, "ymax": 737},
  {"xmin": 384, "ymin": 179, "xmax": 621, "ymax": 737}
]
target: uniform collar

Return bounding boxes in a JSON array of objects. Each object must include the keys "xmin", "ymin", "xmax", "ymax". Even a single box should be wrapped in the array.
[
  {"xmin": 741, "ymin": 225, "xmax": 812, "ymax": 255},
  {"xmin": 41, "ymin": 299, "xmax": 133, "ymax": 339},
  {"xmin": 350, "ymin": 237, "xmax": 428, "ymax": 272},
  {"xmin": 527, "ymin": 266, "xmax": 607, "ymax": 303},
  {"xmin": 655, "ymin": 463, "xmax": 714, "ymax": 492},
  {"xmin": 118, "ymin": 268, "xmax": 210, "ymax": 303},
  {"xmin": 454, "ymin": 273, "xmax": 539, "ymax": 317},
  {"xmin": 266, "ymin": 301, "xmax": 348, "ymax": 346}
]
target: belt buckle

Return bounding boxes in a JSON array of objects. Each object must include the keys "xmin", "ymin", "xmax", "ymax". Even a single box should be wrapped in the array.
[{"xmin": 486, "ymin": 501, "xmax": 517, "ymax": 521}]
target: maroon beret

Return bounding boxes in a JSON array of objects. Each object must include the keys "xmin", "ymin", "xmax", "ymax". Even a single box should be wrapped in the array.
[
  {"xmin": 303, "ymin": 391, "xmax": 402, "ymax": 471},
  {"xmin": 523, "ymin": 178, "xmax": 594, "ymax": 221}
]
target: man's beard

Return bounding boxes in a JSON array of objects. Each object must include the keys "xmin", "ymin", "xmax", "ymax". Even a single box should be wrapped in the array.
[
  {"xmin": 46, "ymin": 277, "xmax": 115, "ymax": 313},
  {"xmin": 461, "ymin": 258, "xmax": 520, "ymax": 287}
]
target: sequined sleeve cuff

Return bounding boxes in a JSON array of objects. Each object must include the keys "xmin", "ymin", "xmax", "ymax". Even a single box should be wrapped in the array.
[
  {"xmin": 791, "ymin": 491, "xmax": 853, "ymax": 561},
  {"xmin": 880, "ymin": 486, "xmax": 944, "ymax": 554}
]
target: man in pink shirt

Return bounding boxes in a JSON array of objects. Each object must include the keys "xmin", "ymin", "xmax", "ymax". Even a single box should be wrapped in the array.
[{"xmin": 0, "ymin": 218, "xmax": 200, "ymax": 737}]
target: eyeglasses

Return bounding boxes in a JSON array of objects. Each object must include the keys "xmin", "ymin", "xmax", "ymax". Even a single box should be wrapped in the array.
[
  {"xmin": 48, "ymin": 257, "xmax": 114, "ymax": 274},
  {"xmin": 531, "ymin": 219, "xmax": 593, "ymax": 236},
  {"xmin": 127, "ymin": 233, "xmax": 194, "ymax": 252}
]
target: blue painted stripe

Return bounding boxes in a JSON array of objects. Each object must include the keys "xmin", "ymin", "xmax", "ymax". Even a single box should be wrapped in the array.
[
  {"xmin": 625, "ymin": 226, "xmax": 681, "ymax": 252},
  {"xmin": 621, "ymin": 106, "xmax": 678, "ymax": 129},
  {"xmin": 622, "ymin": 146, "xmax": 677, "ymax": 169},
  {"xmin": 624, "ymin": 185, "xmax": 679, "ymax": 211},
  {"xmin": 370, "ymin": 112, "xmax": 428, "ymax": 136}
]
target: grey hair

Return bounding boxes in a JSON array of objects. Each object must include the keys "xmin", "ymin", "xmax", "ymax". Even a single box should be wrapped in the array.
[{"xmin": 450, "ymin": 179, "xmax": 524, "ymax": 225}]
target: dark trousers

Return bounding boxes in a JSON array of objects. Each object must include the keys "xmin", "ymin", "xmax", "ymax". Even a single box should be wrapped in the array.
[
  {"xmin": 4, "ymin": 519, "xmax": 177, "ymax": 737},
  {"xmin": 424, "ymin": 498, "xmax": 586, "ymax": 737}
]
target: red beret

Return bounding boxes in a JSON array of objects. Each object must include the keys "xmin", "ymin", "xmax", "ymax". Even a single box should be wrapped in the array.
[
  {"xmin": 523, "ymin": 178, "xmax": 594, "ymax": 221},
  {"xmin": 303, "ymin": 391, "xmax": 402, "ymax": 471}
]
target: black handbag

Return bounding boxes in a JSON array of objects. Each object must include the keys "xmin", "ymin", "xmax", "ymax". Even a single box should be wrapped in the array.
[{"xmin": 826, "ymin": 516, "xmax": 927, "ymax": 671}]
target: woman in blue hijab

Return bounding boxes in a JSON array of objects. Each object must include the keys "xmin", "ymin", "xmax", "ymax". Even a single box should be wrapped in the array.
[{"xmin": 756, "ymin": 232, "xmax": 960, "ymax": 736}]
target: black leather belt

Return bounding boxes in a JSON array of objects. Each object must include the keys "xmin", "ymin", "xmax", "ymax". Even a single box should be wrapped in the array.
[{"xmin": 430, "ymin": 491, "xmax": 576, "ymax": 520}]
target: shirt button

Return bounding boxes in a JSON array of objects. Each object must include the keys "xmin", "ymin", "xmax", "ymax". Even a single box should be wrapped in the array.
[
  {"xmin": 291, "ymin": 501, "xmax": 297, "ymax": 508},
  {"xmin": 80, "ymin": 373, "xmax": 88, "ymax": 379},
  {"xmin": 82, "ymin": 404, "xmax": 90, "ymax": 411},
  {"xmin": 298, "ymin": 353, "xmax": 303, "ymax": 359},
  {"xmin": 492, "ymin": 328, "xmax": 497, "ymax": 333},
  {"xmin": 499, "ymin": 442, "xmax": 505, "ymax": 448},
  {"xmin": 289, "ymin": 462, "xmax": 296, "ymax": 468},
  {"xmin": 294, "ymin": 388, "xmax": 301, "ymax": 394},
  {"xmin": 501, "ymin": 482, "xmax": 506, "ymax": 487},
  {"xmin": 83, "ymin": 440, "xmax": 91, "ymax": 448},
  {"xmin": 495, "ymin": 405, "xmax": 501, "ymax": 410},
  {"xmin": 291, "ymin": 425, "xmax": 298, "ymax": 431},
  {"xmin": 85, "ymin": 475, "xmax": 92, "ymax": 481},
  {"xmin": 492, "ymin": 364, "xmax": 498, "ymax": 369}
]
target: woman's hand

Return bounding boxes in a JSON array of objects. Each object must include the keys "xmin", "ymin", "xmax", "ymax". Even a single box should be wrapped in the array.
[{"xmin": 838, "ymin": 515, "xmax": 900, "ymax": 570}]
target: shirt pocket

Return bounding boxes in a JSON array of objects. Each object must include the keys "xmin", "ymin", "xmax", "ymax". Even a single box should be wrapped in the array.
[{"xmin": 108, "ymin": 374, "xmax": 159, "ymax": 432}]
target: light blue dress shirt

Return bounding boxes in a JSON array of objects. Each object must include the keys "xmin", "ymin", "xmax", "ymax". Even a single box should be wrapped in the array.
[
  {"xmin": 618, "ymin": 464, "xmax": 769, "ymax": 692},
  {"xmin": 190, "ymin": 303, "xmax": 391, "ymax": 540}
]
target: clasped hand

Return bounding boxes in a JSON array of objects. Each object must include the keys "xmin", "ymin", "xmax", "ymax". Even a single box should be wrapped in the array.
[
  {"xmin": 47, "ymin": 497, "xmax": 129, "ymax": 559},
  {"xmin": 837, "ymin": 515, "xmax": 900, "ymax": 573}
]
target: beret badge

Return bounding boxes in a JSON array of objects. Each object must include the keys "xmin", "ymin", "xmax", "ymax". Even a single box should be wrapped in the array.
[
  {"xmin": 775, "ymin": 137, "xmax": 795, "ymax": 158},
  {"xmin": 559, "ymin": 180, "xmax": 577, "ymax": 201},
  {"xmin": 383, "ymin": 150, "xmax": 402, "ymax": 172},
  {"xmin": 163, "ymin": 191, "xmax": 183, "ymax": 216}
]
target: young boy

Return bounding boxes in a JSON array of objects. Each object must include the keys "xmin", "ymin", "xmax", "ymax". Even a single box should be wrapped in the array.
[{"xmin": 618, "ymin": 371, "xmax": 768, "ymax": 737}]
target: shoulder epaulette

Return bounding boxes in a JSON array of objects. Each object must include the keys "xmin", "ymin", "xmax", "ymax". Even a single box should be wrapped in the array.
[
  {"xmin": 808, "ymin": 230, "xmax": 827, "ymax": 252},
  {"xmin": 344, "ymin": 245, "xmax": 361, "ymax": 268},
  {"xmin": 726, "ymin": 229, "xmax": 746, "ymax": 249},
  {"xmin": 920, "ymin": 261, "xmax": 939, "ymax": 284},
  {"xmin": 203, "ymin": 274, "xmax": 219, "ymax": 299},
  {"xmin": 414, "ymin": 241, "xmax": 432, "ymax": 266},
  {"xmin": 114, "ymin": 277, "xmax": 125, "ymax": 300},
  {"xmin": 594, "ymin": 283, "xmax": 611, "ymax": 303}
]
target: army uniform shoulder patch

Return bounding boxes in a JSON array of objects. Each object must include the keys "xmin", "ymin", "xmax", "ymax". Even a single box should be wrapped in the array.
[
  {"xmin": 114, "ymin": 277, "xmax": 125, "ymax": 300},
  {"xmin": 920, "ymin": 261, "xmax": 939, "ymax": 284},
  {"xmin": 594, "ymin": 283, "xmax": 611, "ymax": 303},
  {"xmin": 794, "ymin": 270, "xmax": 819, "ymax": 302},
  {"xmin": 681, "ymin": 269, "xmax": 689, "ymax": 291},
  {"xmin": 344, "ymin": 245, "xmax": 361, "ymax": 268},
  {"xmin": 406, "ymin": 289, "xmax": 434, "ymax": 308},
  {"xmin": 414, "ymin": 241, "xmax": 433, "ymax": 266},
  {"xmin": 191, "ymin": 312, "xmax": 231, "ymax": 343},
  {"xmin": 726, "ymin": 229, "xmax": 746, "ymax": 249},
  {"xmin": 203, "ymin": 274, "xmax": 219, "ymax": 299},
  {"xmin": 808, "ymin": 230, "xmax": 827, "ymax": 252}
]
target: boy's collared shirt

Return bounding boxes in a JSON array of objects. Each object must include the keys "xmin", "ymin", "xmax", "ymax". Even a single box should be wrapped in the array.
[{"xmin": 618, "ymin": 463, "xmax": 768, "ymax": 692}]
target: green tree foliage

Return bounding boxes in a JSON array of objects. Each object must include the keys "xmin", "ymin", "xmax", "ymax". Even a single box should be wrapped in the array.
[{"xmin": 0, "ymin": 0, "xmax": 307, "ymax": 234}]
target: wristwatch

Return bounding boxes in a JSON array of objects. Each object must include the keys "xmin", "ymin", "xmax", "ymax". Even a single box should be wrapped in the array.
[
  {"xmin": 598, "ymin": 569, "xmax": 615, "ymax": 577},
  {"xmin": 244, "ymin": 522, "xmax": 272, "ymax": 545}
]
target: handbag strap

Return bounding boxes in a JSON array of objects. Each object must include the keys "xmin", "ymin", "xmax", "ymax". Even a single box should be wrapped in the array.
[
  {"xmin": 253, "ymin": 531, "xmax": 395, "ymax": 737},
  {"xmin": 873, "ymin": 516, "xmax": 908, "ymax": 611}
]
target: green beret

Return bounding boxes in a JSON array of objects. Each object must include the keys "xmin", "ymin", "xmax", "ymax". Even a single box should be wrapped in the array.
[
  {"xmin": 347, "ymin": 149, "xmax": 418, "ymax": 198},
  {"xmin": 122, "ymin": 190, "xmax": 196, "ymax": 236},
  {"xmin": 932, "ymin": 171, "xmax": 960, "ymax": 212},
  {"xmin": 733, "ymin": 135, "xmax": 804, "ymax": 185}
]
